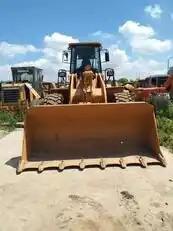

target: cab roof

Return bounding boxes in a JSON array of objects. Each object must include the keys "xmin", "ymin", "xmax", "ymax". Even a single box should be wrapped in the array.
[
  {"xmin": 11, "ymin": 66, "xmax": 42, "ymax": 71},
  {"xmin": 68, "ymin": 42, "xmax": 102, "ymax": 48}
]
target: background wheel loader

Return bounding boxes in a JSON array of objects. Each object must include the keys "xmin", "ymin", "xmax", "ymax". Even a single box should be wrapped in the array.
[
  {"xmin": 0, "ymin": 66, "xmax": 43, "ymax": 112},
  {"xmin": 0, "ymin": 66, "xmax": 63, "ymax": 112},
  {"xmin": 17, "ymin": 42, "xmax": 166, "ymax": 173}
]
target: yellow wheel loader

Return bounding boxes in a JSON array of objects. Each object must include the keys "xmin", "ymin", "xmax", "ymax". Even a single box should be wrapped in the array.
[
  {"xmin": 17, "ymin": 42, "xmax": 166, "ymax": 173},
  {"xmin": 0, "ymin": 67, "xmax": 43, "ymax": 112},
  {"xmin": 0, "ymin": 66, "xmax": 60, "ymax": 112}
]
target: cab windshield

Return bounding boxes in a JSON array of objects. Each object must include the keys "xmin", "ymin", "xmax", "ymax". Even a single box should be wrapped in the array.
[
  {"xmin": 14, "ymin": 70, "xmax": 34, "ymax": 83},
  {"xmin": 70, "ymin": 46, "xmax": 101, "ymax": 74}
]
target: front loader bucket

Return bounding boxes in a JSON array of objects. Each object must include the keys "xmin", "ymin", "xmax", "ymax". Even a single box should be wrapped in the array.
[{"xmin": 17, "ymin": 102, "xmax": 166, "ymax": 173}]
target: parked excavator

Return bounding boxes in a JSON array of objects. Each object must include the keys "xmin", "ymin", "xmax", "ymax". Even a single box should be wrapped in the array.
[{"xmin": 17, "ymin": 42, "xmax": 166, "ymax": 173}]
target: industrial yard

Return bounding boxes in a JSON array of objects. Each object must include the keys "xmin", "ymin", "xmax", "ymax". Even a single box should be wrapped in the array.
[{"xmin": 1, "ymin": 0, "xmax": 173, "ymax": 230}]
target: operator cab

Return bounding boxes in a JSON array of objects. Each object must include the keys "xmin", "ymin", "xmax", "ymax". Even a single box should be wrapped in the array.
[
  {"xmin": 11, "ymin": 66, "xmax": 43, "ymax": 92},
  {"xmin": 63, "ymin": 42, "xmax": 109, "ymax": 74}
]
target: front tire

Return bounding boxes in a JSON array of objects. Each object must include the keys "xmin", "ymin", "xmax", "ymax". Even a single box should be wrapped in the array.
[
  {"xmin": 114, "ymin": 91, "xmax": 133, "ymax": 102},
  {"xmin": 43, "ymin": 93, "xmax": 64, "ymax": 105}
]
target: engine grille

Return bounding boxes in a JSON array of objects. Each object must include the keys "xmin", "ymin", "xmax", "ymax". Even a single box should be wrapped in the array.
[{"xmin": 0, "ymin": 88, "xmax": 20, "ymax": 103}]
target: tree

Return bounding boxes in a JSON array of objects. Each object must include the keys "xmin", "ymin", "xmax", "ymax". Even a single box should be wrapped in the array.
[{"xmin": 117, "ymin": 78, "xmax": 129, "ymax": 85}]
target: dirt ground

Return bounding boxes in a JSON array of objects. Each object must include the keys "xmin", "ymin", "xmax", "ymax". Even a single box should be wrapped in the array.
[{"xmin": 0, "ymin": 130, "xmax": 173, "ymax": 231}]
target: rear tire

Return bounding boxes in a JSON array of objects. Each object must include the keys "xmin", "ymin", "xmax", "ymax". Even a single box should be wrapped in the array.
[{"xmin": 43, "ymin": 93, "xmax": 64, "ymax": 105}]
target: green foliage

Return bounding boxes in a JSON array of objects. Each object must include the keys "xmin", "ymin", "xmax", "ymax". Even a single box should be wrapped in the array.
[
  {"xmin": 117, "ymin": 78, "xmax": 129, "ymax": 85},
  {"xmin": 157, "ymin": 104, "xmax": 173, "ymax": 119},
  {"xmin": 0, "ymin": 111, "xmax": 24, "ymax": 131},
  {"xmin": 157, "ymin": 103, "xmax": 173, "ymax": 151},
  {"xmin": 117, "ymin": 78, "xmax": 137, "ymax": 86}
]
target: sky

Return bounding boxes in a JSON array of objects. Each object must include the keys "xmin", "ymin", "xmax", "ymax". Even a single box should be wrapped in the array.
[{"xmin": 0, "ymin": 0, "xmax": 173, "ymax": 80}]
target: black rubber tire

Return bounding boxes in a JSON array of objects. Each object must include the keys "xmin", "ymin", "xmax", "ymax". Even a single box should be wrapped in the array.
[
  {"xmin": 43, "ymin": 93, "xmax": 64, "ymax": 105},
  {"xmin": 114, "ymin": 91, "xmax": 133, "ymax": 102}
]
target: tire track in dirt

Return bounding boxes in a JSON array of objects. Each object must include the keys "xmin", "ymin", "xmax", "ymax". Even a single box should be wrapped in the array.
[{"xmin": 54, "ymin": 194, "xmax": 126, "ymax": 231}]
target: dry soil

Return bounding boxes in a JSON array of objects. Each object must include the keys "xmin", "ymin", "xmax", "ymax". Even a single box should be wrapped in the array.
[{"xmin": 0, "ymin": 129, "xmax": 173, "ymax": 231}]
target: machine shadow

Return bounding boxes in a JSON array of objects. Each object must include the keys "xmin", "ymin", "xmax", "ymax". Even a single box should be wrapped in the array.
[{"xmin": 5, "ymin": 156, "xmax": 20, "ymax": 169}]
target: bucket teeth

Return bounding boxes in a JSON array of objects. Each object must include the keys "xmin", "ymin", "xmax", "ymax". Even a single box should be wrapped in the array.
[
  {"xmin": 119, "ymin": 158, "xmax": 126, "ymax": 169},
  {"xmin": 16, "ymin": 160, "xmax": 25, "ymax": 174},
  {"xmin": 38, "ymin": 162, "xmax": 44, "ymax": 173},
  {"xmin": 59, "ymin": 161, "xmax": 65, "ymax": 171},
  {"xmin": 79, "ymin": 159, "xmax": 85, "ymax": 170},
  {"xmin": 100, "ymin": 159, "xmax": 106, "ymax": 169},
  {"xmin": 158, "ymin": 153, "xmax": 167, "ymax": 167},
  {"xmin": 139, "ymin": 157, "xmax": 147, "ymax": 168}
]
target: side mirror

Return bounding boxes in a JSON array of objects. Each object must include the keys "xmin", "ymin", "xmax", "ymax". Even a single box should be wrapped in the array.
[
  {"xmin": 63, "ymin": 51, "xmax": 69, "ymax": 63},
  {"xmin": 105, "ymin": 51, "xmax": 110, "ymax": 62}
]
